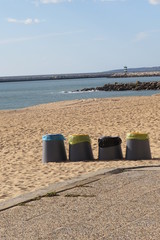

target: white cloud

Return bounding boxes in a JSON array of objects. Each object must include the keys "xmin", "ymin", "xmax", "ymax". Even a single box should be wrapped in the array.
[
  {"xmin": 93, "ymin": 37, "xmax": 108, "ymax": 41},
  {"xmin": 134, "ymin": 31, "xmax": 148, "ymax": 42},
  {"xmin": 40, "ymin": 0, "xmax": 72, "ymax": 3},
  {"xmin": 7, "ymin": 18, "xmax": 44, "ymax": 25},
  {"xmin": 134, "ymin": 28, "xmax": 160, "ymax": 42},
  {"xmin": 34, "ymin": 18, "xmax": 42, "ymax": 23},
  {"xmin": 32, "ymin": 0, "xmax": 72, "ymax": 6},
  {"xmin": 0, "ymin": 30, "xmax": 84, "ymax": 45},
  {"xmin": 33, "ymin": 0, "xmax": 126, "ymax": 5},
  {"xmin": 149, "ymin": 0, "xmax": 160, "ymax": 5},
  {"xmin": 97, "ymin": 0, "xmax": 126, "ymax": 2}
]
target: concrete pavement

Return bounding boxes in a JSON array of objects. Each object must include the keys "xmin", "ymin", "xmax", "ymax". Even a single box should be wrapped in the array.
[{"xmin": 1, "ymin": 166, "xmax": 160, "ymax": 239}]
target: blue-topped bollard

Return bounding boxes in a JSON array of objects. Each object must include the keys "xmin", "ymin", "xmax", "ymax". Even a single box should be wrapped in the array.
[{"xmin": 42, "ymin": 134, "xmax": 67, "ymax": 163}]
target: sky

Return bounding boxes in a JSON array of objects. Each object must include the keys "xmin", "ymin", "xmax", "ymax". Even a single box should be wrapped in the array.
[{"xmin": 0, "ymin": 0, "xmax": 160, "ymax": 76}]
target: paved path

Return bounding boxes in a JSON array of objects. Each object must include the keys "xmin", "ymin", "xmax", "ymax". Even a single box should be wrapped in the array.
[{"xmin": 1, "ymin": 166, "xmax": 160, "ymax": 239}]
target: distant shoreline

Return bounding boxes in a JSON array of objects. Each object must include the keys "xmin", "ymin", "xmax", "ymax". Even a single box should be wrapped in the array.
[{"xmin": 1, "ymin": 71, "xmax": 160, "ymax": 83}]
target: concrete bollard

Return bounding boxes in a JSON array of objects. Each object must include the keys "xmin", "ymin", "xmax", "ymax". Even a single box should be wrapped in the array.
[
  {"xmin": 98, "ymin": 136, "xmax": 123, "ymax": 160},
  {"xmin": 42, "ymin": 134, "xmax": 67, "ymax": 163},
  {"xmin": 125, "ymin": 132, "xmax": 152, "ymax": 160},
  {"xmin": 68, "ymin": 134, "xmax": 93, "ymax": 161}
]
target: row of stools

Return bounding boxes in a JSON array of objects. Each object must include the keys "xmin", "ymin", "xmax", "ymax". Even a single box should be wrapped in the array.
[{"xmin": 42, "ymin": 133, "xmax": 152, "ymax": 163}]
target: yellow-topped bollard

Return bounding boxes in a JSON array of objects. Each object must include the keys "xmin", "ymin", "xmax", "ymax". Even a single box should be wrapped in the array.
[
  {"xmin": 68, "ymin": 134, "xmax": 91, "ymax": 145},
  {"xmin": 125, "ymin": 132, "xmax": 151, "ymax": 160},
  {"xmin": 126, "ymin": 132, "xmax": 149, "ymax": 140},
  {"xmin": 68, "ymin": 134, "xmax": 93, "ymax": 161}
]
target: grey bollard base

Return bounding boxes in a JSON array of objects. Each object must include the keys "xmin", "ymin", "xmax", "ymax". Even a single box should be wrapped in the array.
[
  {"xmin": 69, "ymin": 142, "xmax": 93, "ymax": 161},
  {"xmin": 42, "ymin": 140, "xmax": 67, "ymax": 163},
  {"xmin": 126, "ymin": 139, "xmax": 152, "ymax": 160},
  {"xmin": 98, "ymin": 145, "xmax": 123, "ymax": 160}
]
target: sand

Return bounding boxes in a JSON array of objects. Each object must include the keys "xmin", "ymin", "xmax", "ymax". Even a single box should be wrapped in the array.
[{"xmin": 0, "ymin": 95, "xmax": 160, "ymax": 202}]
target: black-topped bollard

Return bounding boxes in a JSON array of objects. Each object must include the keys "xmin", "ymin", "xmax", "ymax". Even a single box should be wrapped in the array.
[
  {"xmin": 125, "ymin": 132, "xmax": 152, "ymax": 160},
  {"xmin": 69, "ymin": 135, "xmax": 93, "ymax": 161},
  {"xmin": 42, "ymin": 134, "xmax": 67, "ymax": 163},
  {"xmin": 98, "ymin": 136, "xmax": 123, "ymax": 160}
]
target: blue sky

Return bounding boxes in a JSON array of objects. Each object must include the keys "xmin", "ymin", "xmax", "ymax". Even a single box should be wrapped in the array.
[{"xmin": 0, "ymin": 0, "xmax": 160, "ymax": 76}]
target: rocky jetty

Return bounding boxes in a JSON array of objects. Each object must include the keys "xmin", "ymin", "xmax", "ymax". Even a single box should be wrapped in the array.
[{"xmin": 77, "ymin": 81, "xmax": 160, "ymax": 92}]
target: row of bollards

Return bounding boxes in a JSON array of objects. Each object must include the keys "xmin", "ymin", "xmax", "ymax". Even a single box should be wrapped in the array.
[{"xmin": 42, "ymin": 133, "xmax": 152, "ymax": 163}]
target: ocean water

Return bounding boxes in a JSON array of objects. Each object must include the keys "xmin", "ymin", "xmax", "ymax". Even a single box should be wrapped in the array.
[{"xmin": 0, "ymin": 76, "xmax": 160, "ymax": 110}]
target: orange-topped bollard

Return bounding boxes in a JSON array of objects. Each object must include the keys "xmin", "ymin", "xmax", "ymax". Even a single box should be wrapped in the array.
[{"xmin": 125, "ymin": 132, "xmax": 152, "ymax": 160}]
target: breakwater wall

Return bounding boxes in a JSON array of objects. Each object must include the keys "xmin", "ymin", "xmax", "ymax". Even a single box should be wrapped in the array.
[
  {"xmin": 77, "ymin": 81, "xmax": 160, "ymax": 92},
  {"xmin": 1, "ymin": 71, "xmax": 160, "ymax": 83}
]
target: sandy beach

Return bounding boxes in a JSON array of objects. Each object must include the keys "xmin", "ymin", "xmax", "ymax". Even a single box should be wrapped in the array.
[{"xmin": 0, "ymin": 95, "xmax": 160, "ymax": 202}]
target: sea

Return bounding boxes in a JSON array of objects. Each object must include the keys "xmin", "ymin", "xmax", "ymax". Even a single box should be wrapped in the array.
[{"xmin": 0, "ymin": 76, "xmax": 160, "ymax": 110}]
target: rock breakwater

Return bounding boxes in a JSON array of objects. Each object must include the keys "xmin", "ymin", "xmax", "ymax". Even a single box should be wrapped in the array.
[{"xmin": 76, "ymin": 81, "xmax": 160, "ymax": 92}]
